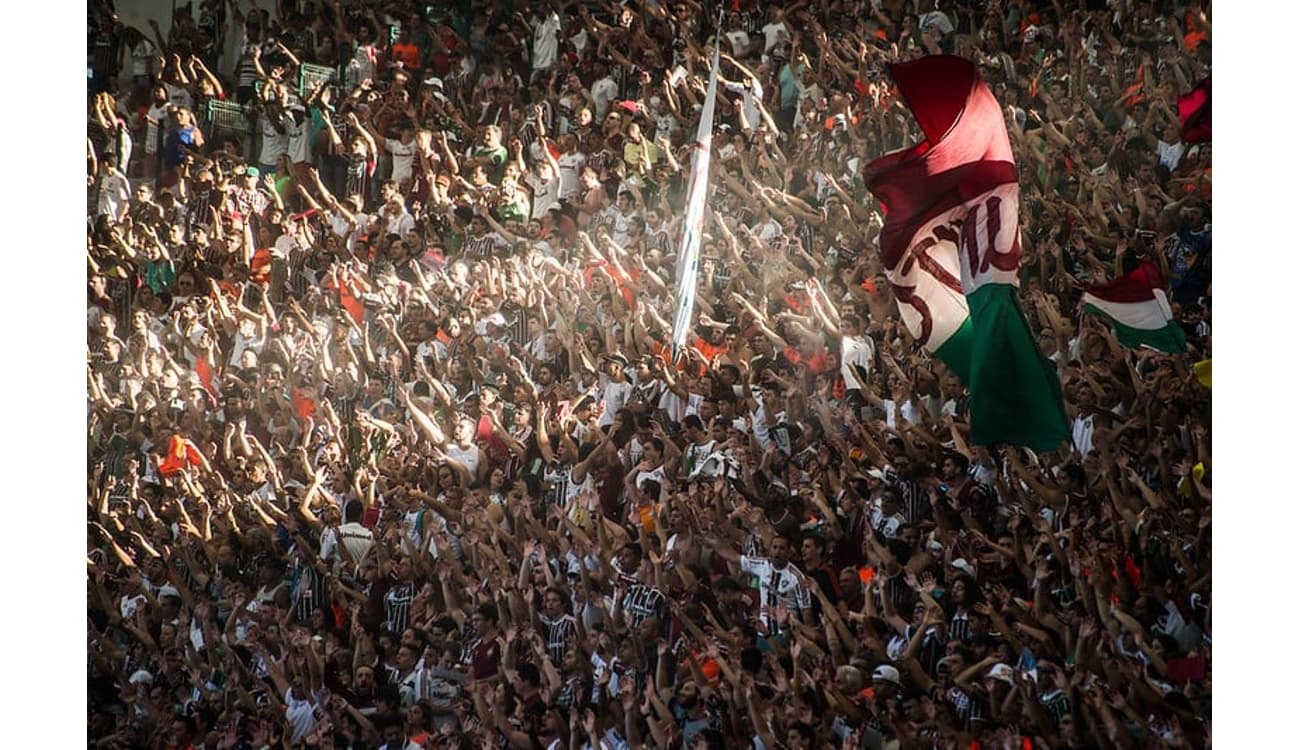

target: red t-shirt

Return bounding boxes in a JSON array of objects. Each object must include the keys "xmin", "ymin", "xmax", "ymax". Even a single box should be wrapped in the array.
[{"xmin": 472, "ymin": 637, "xmax": 502, "ymax": 680}]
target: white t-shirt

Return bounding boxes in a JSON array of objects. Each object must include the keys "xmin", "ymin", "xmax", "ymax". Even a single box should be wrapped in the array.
[
  {"xmin": 129, "ymin": 40, "xmax": 155, "ymax": 77},
  {"xmin": 527, "ymin": 172, "xmax": 561, "ymax": 218},
  {"xmin": 739, "ymin": 556, "xmax": 810, "ymax": 623},
  {"xmin": 258, "ymin": 112, "xmax": 290, "ymax": 166},
  {"xmin": 228, "ymin": 328, "xmax": 265, "ymax": 367},
  {"xmin": 870, "ymin": 505, "xmax": 905, "ymax": 539},
  {"xmin": 334, "ymin": 521, "xmax": 374, "ymax": 569},
  {"xmin": 330, "ymin": 211, "xmax": 368, "ymax": 239},
  {"xmin": 882, "ymin": 399, "xmax": 919, "ymax": 429},
  {"xmin": 681, "ymin": 439, "xmax": 717, "ymax": 479},
  {"xmin": 760, "ymin": 22, "xmax": 790, "ymax": 53},
  {"xmin": 598, "ymin": 380, "xmax": 633, "ymax": 427},
  {"xmin": 446, "ymin": 443, "xmax": 483, "ymax": 476},
  {"xmin": 145, "ymin": 104, "xmax": 169, "ymax": 154},
  {"xmin": 98, "ymin": 170, "xmax": 131, "ymax": 219},
  {"xmin": 532, "ymin": 12, "xmax": 561, "ymax": 70},
  {"xmin": 569, "ymin": 27, "xmax": 589, "ymax": 58},
  {"xmin": 606, "ymin": 206, "xmax": 634, "ymax": 246},
  {"xmin": 386, "ymin": 137, "xmax": 418, "ymax": 183},
  {"xmin": 319, "ymin": 526, "xmax": 340, "ymax": 565},
  {"xmin": 164, "ymin": 83, "xmax": 193, "ymax": 112},
  {"xmin": 1072, "ymin": 414, "xmax": 1095, "ymax": 457},
  {"xmin": 385, "ymin": 209, "xmax": 416, "ymax": 237},
  {"xmin": 725, "ymin": 79, "xmax": 764, "ymax": 130},
  {"xmin": 591, "ymin": 77, "xmax": 619, "ymax": 119},
  {"xmin": 557, "ymin": 152, "xmax": 586, "ymax": 199},
  {"xmin": 840, "ymin": 335, "xmax": 875, "ymax": 390},
  {"xmin": 1157, "ymin": 140, "xmax": 1186, "ymax": 171},
  {"xmin": 287, "ymin": 115, "xmax": 312, "ymax": 164},
  {"xmin": 651, "ymin": 110, "xmax": 678, "ymax": 142},
  {"xmin": 725, "ymin": 30, "xmax": 751, "ymax": 56},
  {"xmin": 284, "ymin": 688, "xmax": 322, "ymax": 743}
]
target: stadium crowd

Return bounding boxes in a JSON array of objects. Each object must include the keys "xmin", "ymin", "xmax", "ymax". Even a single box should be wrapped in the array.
[{"xmin": 86, "ymin": 0, "xmax": 1212, "ymax": 748}]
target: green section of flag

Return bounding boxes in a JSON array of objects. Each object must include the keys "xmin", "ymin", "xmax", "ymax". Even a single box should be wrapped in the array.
[
  {"xmin": 1083, "ymin": 304, "xmax": 1187, "ymax": 355},
  {"xmin": 967, "ymin": 285, "xmax": 1069, "ymax": 452},
  {"xmin": 932, "ymin": 316, "xmax": 974, "ymax": 384}
]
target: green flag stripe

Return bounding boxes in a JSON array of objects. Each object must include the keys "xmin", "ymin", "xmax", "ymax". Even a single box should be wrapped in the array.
[
  {"xmin": 1083, "ymin": 304, "xmax": 1187, "ymax": 355},
  {"xmin": 932, "ymin": 316, "xmax": 974, "ymax": 385},
  {"xmin": 966, "ymin": 284, "xmax": 1070, "ymax": 452}
]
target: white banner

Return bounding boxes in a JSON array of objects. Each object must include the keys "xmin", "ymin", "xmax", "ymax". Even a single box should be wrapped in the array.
[{"xmin": 669, "ymin": 35, "xmax": 722, "ymax": 359}]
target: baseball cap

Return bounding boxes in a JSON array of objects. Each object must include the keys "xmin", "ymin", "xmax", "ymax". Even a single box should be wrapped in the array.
[
  {"xmin": 129, "ymin": 670, "xmax": 155, "ymax": 686},
  {"xmin": 950, "ymin": 558, "xmax": 976, "ymax": 577},
  {"xmin": 987, "ymin": 663, "xmax": 1016, "ymax": 685},
  {"xmin": 871, "ymin": 664, "xmax": 901, "ymax": 686},
  {"xmin": 244, "ymin": 166, "xmax": 260, "ymax": 178}
]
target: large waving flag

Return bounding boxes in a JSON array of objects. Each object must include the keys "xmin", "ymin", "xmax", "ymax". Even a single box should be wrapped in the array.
[
  {"xmin": 863, "ymin": 55, "xmax": 1067, "ymax": 452},
  {"xmin": 669, "ymin": 34, "xmax": 722, "ymax": 359},
  {"xmin": 1178, "ymin": 76, "xmax": 1211, "ymax": 144},
  {"xmin": 1083, "ymin": 260, "xmax": 1186, "ymax": 354}
]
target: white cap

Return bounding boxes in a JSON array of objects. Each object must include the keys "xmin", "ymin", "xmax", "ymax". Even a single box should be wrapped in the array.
[
  {"xmin": 949, "ymin": 558, "xmax": 976, "ymax": 577},
  {"xmin": 987, "ymin": 663, "xmax": 1016, "ymax": 685},
  {"xmin": 129, "ymin": 669, "xmax": 154, "ymax": 685},
  {"xmin": 871, "ymin": 664, "xmax": 901, "ymax": 686}
]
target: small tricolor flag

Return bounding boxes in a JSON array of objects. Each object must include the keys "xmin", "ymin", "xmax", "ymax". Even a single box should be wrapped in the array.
[{"xmin": 1082, "ymin": 261, "xmax": 1187, "ymax": 354}]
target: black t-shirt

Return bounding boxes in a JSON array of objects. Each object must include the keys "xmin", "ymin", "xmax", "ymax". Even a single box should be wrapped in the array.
[{"xmin": 805, "ymin": 563, "xmax": 841, "ymax": 615}]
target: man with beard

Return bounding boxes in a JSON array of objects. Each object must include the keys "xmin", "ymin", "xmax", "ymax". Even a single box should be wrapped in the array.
[
  {"xmin": 883, "ymin": 442, "xmax": 931, "ymax": 527},
  {"xmin": 711, "ymin": 533, "xmax": 814, "ymax": 627},
  {"xmin": 935, "ymin": 452, "xmax": 998, "ymax": 535}
]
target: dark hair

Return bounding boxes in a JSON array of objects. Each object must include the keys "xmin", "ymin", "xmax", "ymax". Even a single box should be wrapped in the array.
[
  {"xmin": 787, "ymin": 722, "xmax": 815, "ymax": 742},
  {"xmin": 695, "ymin": 729, "xmax": 726, "ymax": 750},
  {"xmin": 476, "ymin": 603, "xmax": 499, "ymax": 624},
  {"xmin": 344, "ymin": 501, "xmax": 363, "ymax": 524},
  {"xmin": 802, "ymin": 532, "xmax": 827, "ymax": 552},
  {"xmin": 516, "ymin": 662, "xmax": 541, "ymax": 687}
]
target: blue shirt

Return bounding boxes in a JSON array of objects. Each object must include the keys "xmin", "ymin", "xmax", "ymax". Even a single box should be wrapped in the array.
[{"xmin": 163, "ymin": 126, "xmax": 200, "ymax": 169}]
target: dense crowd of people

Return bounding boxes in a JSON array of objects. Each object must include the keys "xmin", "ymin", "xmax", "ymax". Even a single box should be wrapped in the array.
[{"xmin": 87, "ymin": 0, "xmax": 1212, "ymax": 748}]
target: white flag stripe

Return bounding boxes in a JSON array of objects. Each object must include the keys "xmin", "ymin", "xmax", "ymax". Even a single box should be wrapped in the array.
[{"xmin": 1081, "ymin": 294, "xmax": 1175, "ymax": 331}]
